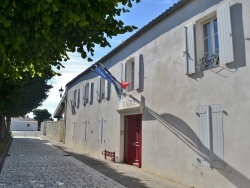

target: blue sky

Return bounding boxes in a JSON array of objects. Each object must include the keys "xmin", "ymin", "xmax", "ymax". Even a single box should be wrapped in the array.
[{"xmin": 30, "ymin": 0, "xmax": 179, "ymax": 118}]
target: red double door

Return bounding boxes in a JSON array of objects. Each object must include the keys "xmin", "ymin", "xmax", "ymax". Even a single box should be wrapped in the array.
[{"xmin": 124, "ymin": 114, "xmax": 142, "ymax": 168}]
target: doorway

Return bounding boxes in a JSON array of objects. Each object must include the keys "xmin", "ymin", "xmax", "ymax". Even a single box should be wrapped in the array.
[{"xmin": 124, "ymin": 114, "xmax": 142, "ymax": 168}]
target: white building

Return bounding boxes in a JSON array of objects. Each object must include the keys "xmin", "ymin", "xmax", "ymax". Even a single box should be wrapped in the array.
[
  {"xmin": 54, "ymin": 0, "xmax": 250, "ymax": 187},
  {"xmin": 11, "ymin": 117, "xmax": 38, "ymax": 131}
]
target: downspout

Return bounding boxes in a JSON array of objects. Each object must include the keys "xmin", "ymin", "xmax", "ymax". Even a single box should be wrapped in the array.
[{"xmin": 63, "ymin": 86, "xmax": 68, "ymax": 144}]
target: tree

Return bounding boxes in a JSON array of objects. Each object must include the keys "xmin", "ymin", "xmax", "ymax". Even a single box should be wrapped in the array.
[
  {"xmin": 0, "ymin": 0, "xmax": 140, "ymax": 80},
  {"xmin": 0, "ymin": 71, "xmax": 52, "ymax": 139},
  {"xmin": 0, "ymin": 72, "xmax": 53, "ymax": 117},
  {"xmin": 33, "ymin": 109, "xmax": 52, "ymax": 130}
]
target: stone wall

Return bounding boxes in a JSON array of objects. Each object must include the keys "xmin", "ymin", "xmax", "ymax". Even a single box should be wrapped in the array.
[{"xmin": 44, "ymin": 120, "xmax": 64, "ymax": 142}]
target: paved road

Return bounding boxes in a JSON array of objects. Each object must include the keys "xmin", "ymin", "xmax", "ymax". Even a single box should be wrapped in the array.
[{"xmin": 0, "ymin": 134, "xmax": 126, "ymax": 188}]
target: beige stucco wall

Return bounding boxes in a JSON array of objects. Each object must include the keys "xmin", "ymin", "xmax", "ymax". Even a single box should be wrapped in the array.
[
  {"xmin": 45, "ymin": 120, "xmax": 64, "ymax": 142},
  {"xmin": 64, "ymin": 0, "xmax": 250, "ymax": 187}
]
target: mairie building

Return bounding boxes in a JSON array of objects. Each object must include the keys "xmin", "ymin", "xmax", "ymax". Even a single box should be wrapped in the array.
[{"xmin": 53, "ymin": 0, "xmax": 250, "ymax": 187}]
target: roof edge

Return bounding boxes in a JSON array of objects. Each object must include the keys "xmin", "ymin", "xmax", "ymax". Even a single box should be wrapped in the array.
[{"xmin": 66, "ymin": 0, "xmax": 189, "ymax": 87}]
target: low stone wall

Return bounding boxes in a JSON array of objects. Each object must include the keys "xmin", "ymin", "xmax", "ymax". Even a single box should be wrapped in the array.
[{"xmin": 44, "ymin": 120, "xmax": 64, "ymax": 142}]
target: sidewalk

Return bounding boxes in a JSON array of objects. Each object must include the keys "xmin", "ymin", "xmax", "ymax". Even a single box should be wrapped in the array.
[
  {"xmin": 0, "ymin": 134, "xmax": 125, "ymax": 188},
  {"xmin": 1, "ymin": 131, "xmax": 190, "ymax": 188},
  {"xmin": 38, "ymin": 133, "xmax": 190, "ymax": 188}
]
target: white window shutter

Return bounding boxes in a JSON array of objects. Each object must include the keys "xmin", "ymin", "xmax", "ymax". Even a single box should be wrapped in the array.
[
  {"xmin": 104, "ymin": 80, "xmax": 110, "ymax": 100},
  {"xmin": 74, "ymin": 122, "xmax": 76, "ymax": 139},
  {"xmin": 72, "ymin": 121, "xmax": 75, "ymax": 138},
  {"xmin": 72, "ymin": 121, "xmax": 76, "ymax": 139},
  {"xmin": 211, "ymin": 105, "xmax": 224, "ymax": 169},
  {"xmin": 185, "ymin": 24, "xmax": 196, "ymax": 75},
  {"xmin": 134, "ymin": 54, "xmax": 140, "ymax": 90},
  {"xmin": 89, "ymin": 82, "xmax": 93, "ymax": 104},
  {"xmin": 86, "ymin": 121, "xmax": 89, "ymax": 141},
  {"xmin": 197, "ymin": 106, "xmax": 210, "ymax": 167},
  {"xmin": 77, "ymin": 89, "xmax": 80, "ymax": 108},
  {"xmin": 217, "ymin": 2, "xmax": 234, "ymax": 65},
  {"xmin": 121, "ymin": 62, "xmax": 126, "ymax": 82},
  {"xmin": 82, "ymin": 121, "xmax": 85, "ymax": 141},
  {"xmin": 82, "ymin": 85, "xmax": 86, "ymax": 105},
  {"xmin": 74, "ymin": 90, "xmax": 77, "ymax": 107},
  {"xmin": 102, "ymin": 119, "xmax": 105, "ymax": 143},
  {"xmin": 83, "ymin": 121, "xmax": 88, "ymax": 142},
  {"xmin": 98, "ymin": 118, "xmax": 105, "ymax": 144},
  {"xmin": 98, "ymin": 119, "xmax": 102, "ymax": 142},
  {"xmin": 97, "ymin": 78, "xmax": 101, "ymax": 101}
]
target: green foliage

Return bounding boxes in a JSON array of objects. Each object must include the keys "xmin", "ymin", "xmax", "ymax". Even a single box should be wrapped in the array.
[
  {"xmin": 33, "ymin": 109, "xmax": 52, "ymax": 125},
  {"xmin": 0, "ymin": 0, "xmax": 140, "ymax": 80},
  {"xmin": 0, "ymin": 70, "xmax": 53, "ymax": 117}
]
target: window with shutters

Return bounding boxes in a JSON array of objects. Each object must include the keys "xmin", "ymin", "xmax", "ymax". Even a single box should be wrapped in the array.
[
  {"xmin": 122, "ymin": 54, "xmax": 141, "ymax": 92},
  {"xmin": 201, "ymin": 17, "xmax": 220, "ymax": 69},
  {"xmin": 85, "ymin": 83, "xmax": 89, "ymax": 103},
  {"xmin": 100, "ymin": 78, "xmax": 105, "ymax": 99},
  {"xmin": 82, "ymin": 82, "xmax": 93, "ymax": 106},
  {"xmin": 185, "ymin": 2, "xmax": 234, "ymax": 75},
  {"xmin": 127, "ymin": 60, "xmax": 135, "ymax": 91},
  {"xmin": 197, "ymin": 104, "xmax": 224, "ymax": 169},
  {"xmin": 97, "ymin": 77, "xmax": 110, "ymax": 101}
]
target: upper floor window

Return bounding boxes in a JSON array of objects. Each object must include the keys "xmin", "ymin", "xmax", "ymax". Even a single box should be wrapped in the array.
[
  {"xmin": 185, "ymin": 2, "xmax": 234, "ymax": 75},
  {"xmin": 85, "ymin": 83, "xmax": 89, "ymax": 103},
  {"xmin": 97, "ymin": 77, "xmax": 110, "ymax": 101},
  {"xmin": 201, "ymin": 18, "xmax": 219, "ymax": 69},
  {"xmin": 83, "ymin": 82, "xmax": 93, "ymax": 106},
  {"xmin": 122, "ymin": 54, "xmax": 141, "ymax": 92},
  {"xmin": 126, "ymin": 60, "xmax": 135, "ymax": 91}
]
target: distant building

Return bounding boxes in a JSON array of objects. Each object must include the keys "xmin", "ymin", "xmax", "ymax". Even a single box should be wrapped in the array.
[{"xmin": 11, "ymin": 117, "xmax": 38, "ymax": 131}]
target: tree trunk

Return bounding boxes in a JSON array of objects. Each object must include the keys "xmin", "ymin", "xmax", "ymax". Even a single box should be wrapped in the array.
[
  {"xmin": 0, "ymin": 113, "xmax": 6, "ymax": 141},
  {"xmin": 6, "ymin": 116, "xmax": 11, "ymax": 137}
]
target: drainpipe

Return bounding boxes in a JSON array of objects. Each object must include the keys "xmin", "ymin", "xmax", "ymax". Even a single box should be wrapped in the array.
[{"xmin": 63, "ymin": 86, "xmax": 68, "ymax": 144}]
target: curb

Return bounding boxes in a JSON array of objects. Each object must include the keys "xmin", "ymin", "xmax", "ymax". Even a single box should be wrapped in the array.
[{"xmin": 0, "ymin": 137, "xmax": 13, "ymax": 173}]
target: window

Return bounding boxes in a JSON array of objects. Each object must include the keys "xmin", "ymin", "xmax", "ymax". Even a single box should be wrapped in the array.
[
  {"xmin": 122, "ymin": 54, "xmax": 141, "ymax": 92},
  {"xmin": 82, "ymin": 82, "xmax": 93, "ymax": 105},
  {"xmin": 185, "ymin": 2, "xmax": 234, "ymax": 75},
  {"xmin": 85, "ymin": 83, "xmax": 89, "ymax": 103},
  {"xmin": 126, "ymin": 60, "xmax": 135, "ymax": 91},
  {"xmin": 197, "ymin": 105, "xmax": 224, "ymax": 169},
  {"xmin": 201, "ymin": 18, "xmax": 219, "ymax": 69},
  {"xmin": 100, "ymin": 78, "xmax": 105, "ymax": 99},
  {"xmin": 97, "ymin": 77, "xmax": 110, "ymax": 101}
]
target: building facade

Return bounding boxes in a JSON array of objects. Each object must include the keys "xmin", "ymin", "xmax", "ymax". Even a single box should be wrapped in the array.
[
  {"xmin": 59, "ymin": 0, "xmax": 250, "ymax": 187},
  {"xmin": 11, "ymin": 117, "xmax": 38, "ymax": 131}
]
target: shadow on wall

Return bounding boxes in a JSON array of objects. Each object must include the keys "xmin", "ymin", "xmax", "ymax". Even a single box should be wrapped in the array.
[{"xmin": 131, "ymin": 95, "xmax": 250, "ymax": 188}]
